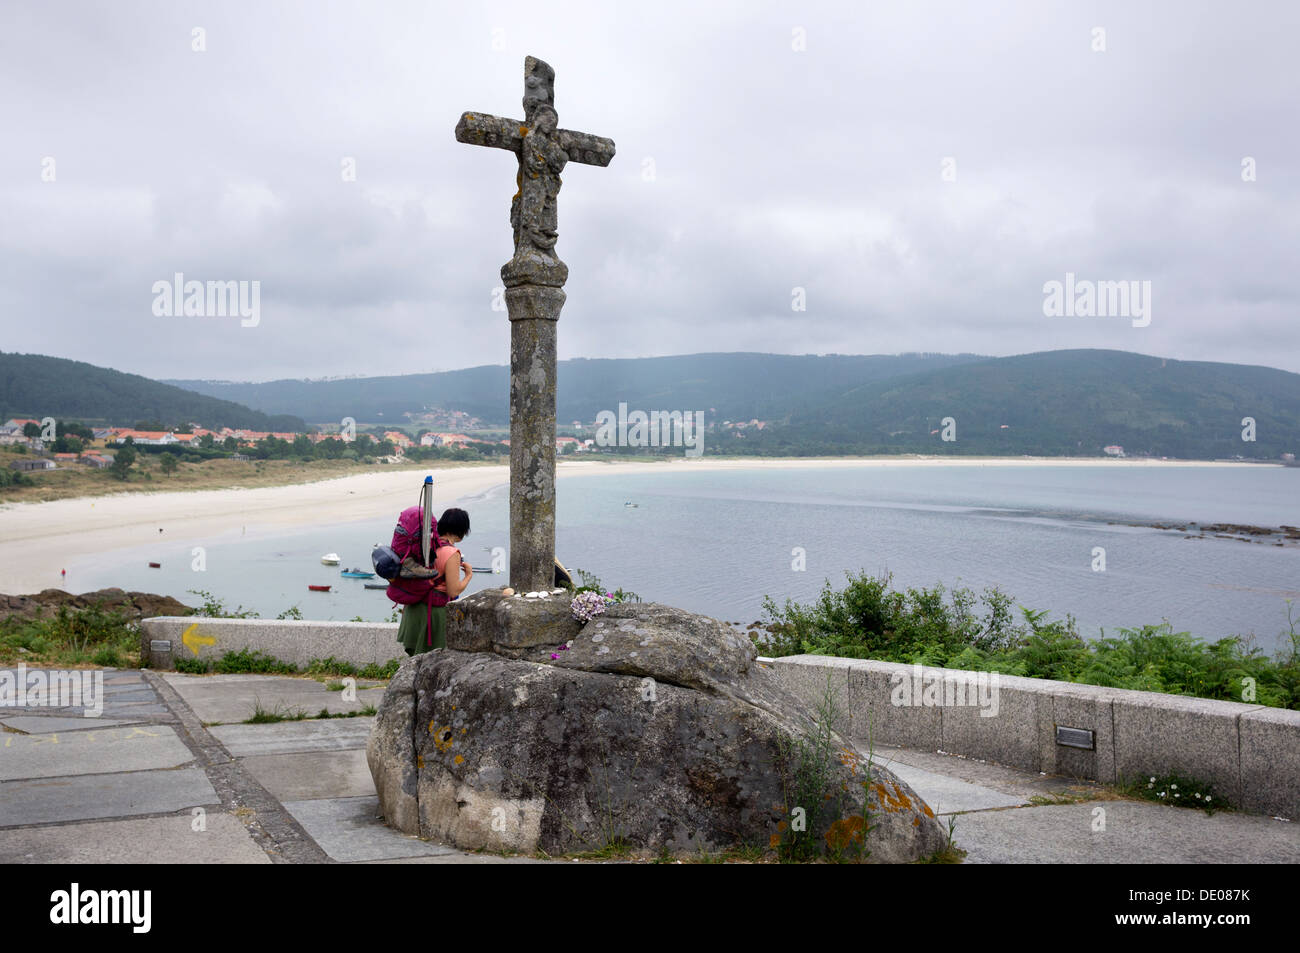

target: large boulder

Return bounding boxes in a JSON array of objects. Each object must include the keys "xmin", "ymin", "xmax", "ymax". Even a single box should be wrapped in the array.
[
  {"xmin": 0, "ymin": 588, "xmax": 193, "ymax": 622},
  {"xmin": 369, "ymin": 588, "xmax": 947, "ymax": 862}
]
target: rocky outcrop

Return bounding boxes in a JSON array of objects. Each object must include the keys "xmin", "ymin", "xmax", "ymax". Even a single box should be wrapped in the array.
[
  {"xmin": 368, "ymin": 588, "xmax": 947, "ymax": 861},
  {"xmin": 0, "ymin": 588, "xmax": 192, "ymax": 622}
]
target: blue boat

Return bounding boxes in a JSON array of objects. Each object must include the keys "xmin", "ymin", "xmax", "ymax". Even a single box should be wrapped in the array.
[{"xmin": 340, "ymin": 568, "xmax": 375, "ymax": 579}]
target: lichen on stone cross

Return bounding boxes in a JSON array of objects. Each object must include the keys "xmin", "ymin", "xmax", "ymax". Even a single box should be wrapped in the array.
[
  {"xmin": 454, "ymin": 55, "xmax": 616, "ymax": 289},
  {"xmin": 455, "ymin": 56, "xmax": 616, "ymax": 592}
]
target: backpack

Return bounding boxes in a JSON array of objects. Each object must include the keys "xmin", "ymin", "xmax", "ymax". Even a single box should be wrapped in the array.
[{"xmin": 382, "ymin": 505, "xmax": 452, "ymax": 609}]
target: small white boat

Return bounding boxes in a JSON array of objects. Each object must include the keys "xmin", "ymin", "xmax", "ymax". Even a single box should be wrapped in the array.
[
  {"xmin": 321, "ymin": 553, "xmax": 340, "ymax": 565},
  {"xmin": 624, "ymin": 502, "xmax": 638, "ymax": 508}
]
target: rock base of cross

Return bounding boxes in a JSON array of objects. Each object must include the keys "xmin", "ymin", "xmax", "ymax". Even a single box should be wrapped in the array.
[{"xmin": 366, "ymin": 587, "xmax": 950, "ymax": 860}]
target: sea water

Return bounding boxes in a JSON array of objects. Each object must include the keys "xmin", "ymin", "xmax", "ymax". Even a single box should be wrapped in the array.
[{"xmin": 75, "ymin": 464, "xmax": 1300, "ymax": 655}]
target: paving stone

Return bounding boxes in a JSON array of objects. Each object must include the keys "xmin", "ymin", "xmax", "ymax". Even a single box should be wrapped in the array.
[
  {"xmin": 954, "ymin": 801, "xmax": 1300, "ymax": 864},
  {"xmin": 876, "ymin": 759, "xmax": 1026, "ymax": 814},
  {"xmin": 868, "ymin": 744, "xmax": 1100, "ymax": 801},
  {"xmin": 99, "ymin": 696, "xmax": 169, "ymax": 712},
  {"xmin": 0, "ymin": 766, "xmax": 218, "ymax": 827},
  {"xmin": 240, "ymin": 749, "xmax": 376, "ymax": 801},
  {"xmin": 163, "ymin": 674, "xmax": 383, "ymax": 724},
  {"xmin": 362, "ymin": 853, "xmax": 559, "ymax": 864},
  {"xmin": 0, "ymin": 716, "xmax": 136, "ymax": 734},
  {"xmin": 0, "ymin": 812, "xmax": 272, "ymax": 863},
  {"xmin": 0, "ymin": 725, "xmax": 194, "ymax": 781},
  {"xmin": 97, "ymin": 689, "xmax": 159, "ymax": 703},
  {"xmin": 282, "ymin": 795, "xmax": 456, "ymax": 862},
  {"xmin": 209, "ymin": 718, "xmax": 373, "ymax": 757}
]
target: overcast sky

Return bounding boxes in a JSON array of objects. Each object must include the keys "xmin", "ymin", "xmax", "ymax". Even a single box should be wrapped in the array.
[{"xmin": 2, "ymin": 0, "xmax": 1297, "ymax": 381}]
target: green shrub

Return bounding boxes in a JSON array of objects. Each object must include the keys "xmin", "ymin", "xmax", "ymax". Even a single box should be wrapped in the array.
[
  {"xmin": 0, "ymin": 604, "xmax": 137, "ymax": 667},
  {"xmin": 565, "ymin": 568, "xmax": 641, "ymax": 604},
  {"xmin": 188, "ymin": 589, "xmax": 260, "ymax": 619},
  {"xmin": 213, "ymin": 648, "xmax": 296, "ymax": 674},
  {"xmin": 1123, "ymin": 772, "xmax": 1227, "ymax": 814},
  {"xmin": 358, "ymin": 659, "xmax": 401, "ymax": 680},
  {"xmin": 760, "ymin": 573, "xmax": 1300, "ymax": 710},
  {"xmin": 306, "ymin": 656, "xmax": 358, "ymax": 677},
  {"xmin": 91, "ymin": 646, "xmax": 122, "ymax": 667}
]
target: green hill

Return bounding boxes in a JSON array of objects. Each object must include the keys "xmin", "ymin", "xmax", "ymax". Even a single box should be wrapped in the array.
[
  {"xmin": 167, "ymin": 352, "xmax": 985, "ymax": 426},
  {"xmin": 760, "ymin": 349, "xmax": 1300, "ymax": 458},
  {"xmin": 19, "ymin": 348, "xmax": 1297, "ymax": 460},
  {"xmin": 0, "ymin": 352, "xmax": 306, "ymax": 432}
]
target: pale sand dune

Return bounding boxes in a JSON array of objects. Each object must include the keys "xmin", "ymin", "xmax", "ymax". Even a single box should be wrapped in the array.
[{"xmin": 0, "ymin": 456, "xmax": 1268, "ymax": 595}]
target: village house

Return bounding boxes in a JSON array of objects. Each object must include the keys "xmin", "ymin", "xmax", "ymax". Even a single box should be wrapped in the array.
[
  {"xmin": 422, "ymin": 432, "xmax": 476, "ymax": 448},
  {"xmin": 10, "ymin": 458, "xmax": 55, "ymax": 471},
  {"xmin": 113, "ymin": 430, "xmax": 179, "ymax": 446},
  {"xmin": 231, "ymin": 431, "xmax": 300, "ymax": 443},
  {"xmin": 1103, "ymin": 445, "xmax": 1125, "ymax": 457}
]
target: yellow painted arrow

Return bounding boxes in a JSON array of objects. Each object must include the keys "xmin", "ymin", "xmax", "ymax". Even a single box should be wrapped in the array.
[{"xmin": 181, "ymin": 623, "xmax": 216, "ymax": 656}]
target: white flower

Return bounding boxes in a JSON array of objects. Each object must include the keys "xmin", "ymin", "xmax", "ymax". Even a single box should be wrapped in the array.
[{"xmin": 570, "ymin": 590, "xmax": 610, "ymax": 623}]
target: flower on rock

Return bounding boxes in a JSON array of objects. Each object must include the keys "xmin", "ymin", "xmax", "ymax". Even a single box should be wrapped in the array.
[{"xmin": 570, "ymin": 590, "xmax": 611, "ymax": 623}]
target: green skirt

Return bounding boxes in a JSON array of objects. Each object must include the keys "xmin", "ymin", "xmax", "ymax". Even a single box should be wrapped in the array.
[{"xmin": 397, "ymin": 602, "xmax": 447, "ymax": 656}]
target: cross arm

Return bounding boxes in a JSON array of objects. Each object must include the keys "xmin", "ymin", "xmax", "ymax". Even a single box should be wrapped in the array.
[
  {"xmin": 456, "ymin": 110, "xmax": 615, "ymax": 167},
  {"xmin": 455, "ymin": 112, "xmax": 526, "ymax": 152},
  {"xmin": 555, "ymin": 129, "xmax": 616, "ymax": 167}
]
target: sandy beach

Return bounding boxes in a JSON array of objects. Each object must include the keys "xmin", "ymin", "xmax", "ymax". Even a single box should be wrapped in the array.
[{"xmin": 0, "ymin": 456, "xmax": 1272, "ymax": 595}]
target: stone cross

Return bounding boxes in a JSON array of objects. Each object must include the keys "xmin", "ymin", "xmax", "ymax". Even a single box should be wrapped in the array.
[{"xmin": 456, "ymin": 56, "xmax": 615, "ymax": 593}]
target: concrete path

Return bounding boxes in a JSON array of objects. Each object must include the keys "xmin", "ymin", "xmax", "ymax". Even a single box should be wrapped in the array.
[
  {"xmin": 0, "ymin": 669, "xmax": 485, "ymax": 864},
  {"xmin": 864, "ymin": 744, "xmax": 1300, "ymax": 863},
  {"xmin": 2, "ymin": 668, "xmax": 1295, "ymax": 863}
]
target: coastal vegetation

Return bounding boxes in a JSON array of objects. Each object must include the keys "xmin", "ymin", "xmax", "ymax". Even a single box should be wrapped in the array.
[
  {"xmin": 758, "ymin": 571, "xmax": 1300, "ymax": 710},
  {"xmin": 0, "ymin": 603, "xmax": 139, "ymax": 668},
  {"xmin": 0, "ymin": 452, "xmax": 499, "ymax": 503}
]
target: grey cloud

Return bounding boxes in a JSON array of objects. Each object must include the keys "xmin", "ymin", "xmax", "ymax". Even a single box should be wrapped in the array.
[{"xmin": 1, "ymin": 0, "xmax": 1296, "ymax": 379}]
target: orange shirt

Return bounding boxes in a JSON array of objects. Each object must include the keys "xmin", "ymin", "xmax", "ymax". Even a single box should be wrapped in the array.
[{"xmin": 432, "ymin": 545, "xmax": 460, "ymax": 593}]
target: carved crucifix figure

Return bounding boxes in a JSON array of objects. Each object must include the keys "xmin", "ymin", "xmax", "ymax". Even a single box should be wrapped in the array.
[
  {"xmin": 455, "ymin": 56, "xmax": 615, "ymax": 592},
  {"xmin": 456, "ymin": 56, "xmax": 615, "ymax": 288}
]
